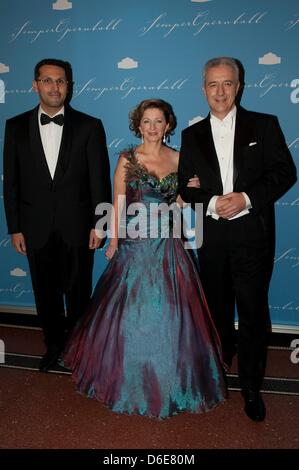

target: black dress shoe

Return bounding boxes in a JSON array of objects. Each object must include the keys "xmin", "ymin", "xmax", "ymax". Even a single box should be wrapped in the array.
[
  {"xmin": 242, "ymin": 390, "xmax": 266, "ymax": 422},
  {"xmin": 39, "ymin": 346, "xmax": 62, "ymax": 372}
]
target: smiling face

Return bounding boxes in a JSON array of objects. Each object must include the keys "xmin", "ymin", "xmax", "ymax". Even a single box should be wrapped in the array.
[
  {"xmin": 203, "ymin": 64, "xmax": 240, "ymax": 120},
  {"xmin": 139, "ymin": 107, "xmax": 169, "ymax": 143},
  {"xmin": 32, "ymin": 64, "xmax": 68, "ymax": 115}
]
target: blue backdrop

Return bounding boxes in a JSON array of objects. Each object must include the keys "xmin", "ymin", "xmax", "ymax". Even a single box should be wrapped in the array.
[{"xmin": 0, "ymin": 0, "xmax": 298, "ymax": 329}]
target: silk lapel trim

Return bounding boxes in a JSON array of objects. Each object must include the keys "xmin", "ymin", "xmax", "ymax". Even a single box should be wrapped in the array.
[
  {"xmin": 29, "ymin": 108, "xmax": 53, "ymax": 186},
  {"xmin": 195, "ymin": 117, "xmax": 223, "ymax": 191},
  {"xmin": 52, "ymin": 108, "xmax": 72, "ymax": 185},
  {"xmin": 233, "ymin": 108, "xmax": 255, "ymax": 186}
]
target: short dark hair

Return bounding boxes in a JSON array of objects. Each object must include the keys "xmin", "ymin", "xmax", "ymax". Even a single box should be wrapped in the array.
[
  {"xmin": 129, "ymin": 98, "xmax": 177, "ymax": 138},
  {"xmin": 34, "ymin": 58, "xmax": 72, "ymax": 81}
]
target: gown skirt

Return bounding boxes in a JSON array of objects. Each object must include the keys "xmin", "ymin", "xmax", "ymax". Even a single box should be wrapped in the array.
[{"xmin": 62, "ymin": 151, "xmax": 227, "ymax": 419}]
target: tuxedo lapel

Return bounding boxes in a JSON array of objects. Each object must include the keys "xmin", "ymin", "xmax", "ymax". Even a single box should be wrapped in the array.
[
  {"xmin": 197, "ymin": 117, "xmax": 221, "ymax": 174},
  {"xmin": 195, "ymin": 116, "xmax": 223, "ymax": 191},
  {"xmin": 233, "ymin": 107, "xmax": 255, "ymax": 186},
  {"xmin": 52, "ymin": 107, "xmax": 72, "ymax": 185},
  {"xmin": 29, "ymin": 107, "xmax": 53, "ymax": 186}
]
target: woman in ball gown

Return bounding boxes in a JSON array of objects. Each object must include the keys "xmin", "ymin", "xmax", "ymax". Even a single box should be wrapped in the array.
[{"xmin": 62, "ymin": 98, "xmax": 227, "ymax": 419}]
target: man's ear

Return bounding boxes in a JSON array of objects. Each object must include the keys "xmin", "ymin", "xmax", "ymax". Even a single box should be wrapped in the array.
[{"xmin": 32, "ymin": 80, "xmax": 38, "ymax": 93}]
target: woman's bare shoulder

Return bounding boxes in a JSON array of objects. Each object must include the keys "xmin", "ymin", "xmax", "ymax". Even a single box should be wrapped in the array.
[{"xmin": 166, "ymin": 147, "xmax": 180, "ymax": 163}]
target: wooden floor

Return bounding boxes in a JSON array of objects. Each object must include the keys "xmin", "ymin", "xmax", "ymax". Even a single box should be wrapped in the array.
[{"xmin": 1, "ymin": 324, "xmax": 299, "ymax": 461}]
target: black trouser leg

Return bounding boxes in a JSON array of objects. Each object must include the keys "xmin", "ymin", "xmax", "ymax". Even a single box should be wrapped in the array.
[
  {"xmin": 27, "ymin": 231, "xmax": 94, "ymax": 348},
  {"xmin": 27, "ymin": 232, "xmax": 66, "ymax": 348},
  {"xmin": 199, "ymin": 215, "xmax": 271, "ymax": 389},
  {"xmin": 229, "ymin": 217, "xmax": 270, "ymax": 391},
  {"xmin": 62, "ymin": 243, "xmax": 94, "ymax": 334},
  {"xmin": 198, "ymin": 218, "xmax": 237, "ymax": 366}
]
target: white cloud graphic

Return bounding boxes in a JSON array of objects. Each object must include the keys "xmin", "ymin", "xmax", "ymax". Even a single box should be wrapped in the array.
[
  {"xmin": 189, "ymin": 115, "xmax": 204, "ymax": 126},
  {"xmin": 259, "ymin": 52, "xmax": 281, "ymax": 65},
  {"xmin": 117, "ymin": 57, "xmax": 138, "ymax": 69},
  {"xmin": 0, "ymin": 63, "xmax": 9, "ymax": 73},
  {"xmin": 52, "ymin": 0, "xmax": 72, "ymax": 10},
  {"xmin": 10, "ymin": 267, "xmax": 27, "ymax": 277}
]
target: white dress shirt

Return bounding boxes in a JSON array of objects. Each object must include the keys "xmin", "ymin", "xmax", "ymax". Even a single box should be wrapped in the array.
[
  {"xmin": 38, "ymin": 106, "xmax": 64, "ymax": 179},
  {"xmin": 207, "ymin": 106, "xmax": 251, "ymax": 220}
]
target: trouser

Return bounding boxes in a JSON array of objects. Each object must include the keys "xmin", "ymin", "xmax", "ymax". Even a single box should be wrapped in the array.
[
  {"xmin": 198, "ymin": 214, "xmax": 272, "ymax": 391},
  {"xmin": 27, "ymin": 230, "xmax": 94, "ymax": 348}
]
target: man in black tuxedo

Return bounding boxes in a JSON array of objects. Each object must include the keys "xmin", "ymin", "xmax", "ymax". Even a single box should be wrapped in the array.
[
  {"xmin": 3, "ymin": 58, "xmax": 112, "ymax": 372},
  {"xmin": 179, "ymin": 57, "xmax": 297, "ymax": 421}
]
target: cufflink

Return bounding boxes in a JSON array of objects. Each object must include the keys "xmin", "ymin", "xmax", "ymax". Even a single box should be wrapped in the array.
[{"xmin": 249, "ymin": 142, "xmax": 257, "ymax": 146}]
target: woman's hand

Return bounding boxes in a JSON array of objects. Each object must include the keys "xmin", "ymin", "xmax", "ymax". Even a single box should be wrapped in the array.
[
  {"xmin": 105, "ymin": 243, "xmax": 118, "ymax": 260},
  {"xmin": 187, "ymin": 174, "xmax": 200, "ymax": 188}
]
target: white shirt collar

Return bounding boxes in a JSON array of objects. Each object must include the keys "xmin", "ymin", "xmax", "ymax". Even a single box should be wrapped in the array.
[
  {"xmin": 38, "ymin": 105, "xmax": 65, "ymax": 118},
  {"xmin": 210, "ymin": 106, "xmax": 236, "ymax": 130}
]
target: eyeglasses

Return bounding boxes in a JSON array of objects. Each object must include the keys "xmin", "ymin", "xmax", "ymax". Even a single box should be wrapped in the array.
[{"xmin": 36, "ymin": 77, "xmax": 68, "ymax": 87}]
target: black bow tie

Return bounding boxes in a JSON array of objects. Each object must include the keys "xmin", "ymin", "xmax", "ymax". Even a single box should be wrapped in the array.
[{"xmin": 40, "ymin": 113, "xmax": 64, "ymax": 126}]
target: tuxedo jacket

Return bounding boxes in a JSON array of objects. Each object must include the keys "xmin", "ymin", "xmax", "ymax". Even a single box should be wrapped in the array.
[
  {"xmin": 3, "ymin": 105, "xmax": 112, "ymax": 249},
  {"xmin": 178, "ymin": 106, "xmax": 297, "ymax": 237}
]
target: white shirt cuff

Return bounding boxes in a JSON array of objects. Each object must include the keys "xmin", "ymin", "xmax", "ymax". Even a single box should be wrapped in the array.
[
  {"xmin": 241, "ymin": 192, "xmax": 252, "ymax": 210},
  {"xmin": 206, "ymin": 196, "xmax": 220, "ymax": 220}
]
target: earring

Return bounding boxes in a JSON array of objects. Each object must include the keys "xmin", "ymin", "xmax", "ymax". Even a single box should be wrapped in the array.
[
  {"xmin": 141, "ymin": 134, "xmax": 144, "ymax": 144},
  {"xmin": 163, "ymin": 134, "xmax": 166, "ymax": 144}
]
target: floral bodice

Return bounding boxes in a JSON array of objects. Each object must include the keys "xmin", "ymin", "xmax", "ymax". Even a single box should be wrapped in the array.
[{"xmin": 122, "ymin": 148, "xmax": 178, "ymax": 205}]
